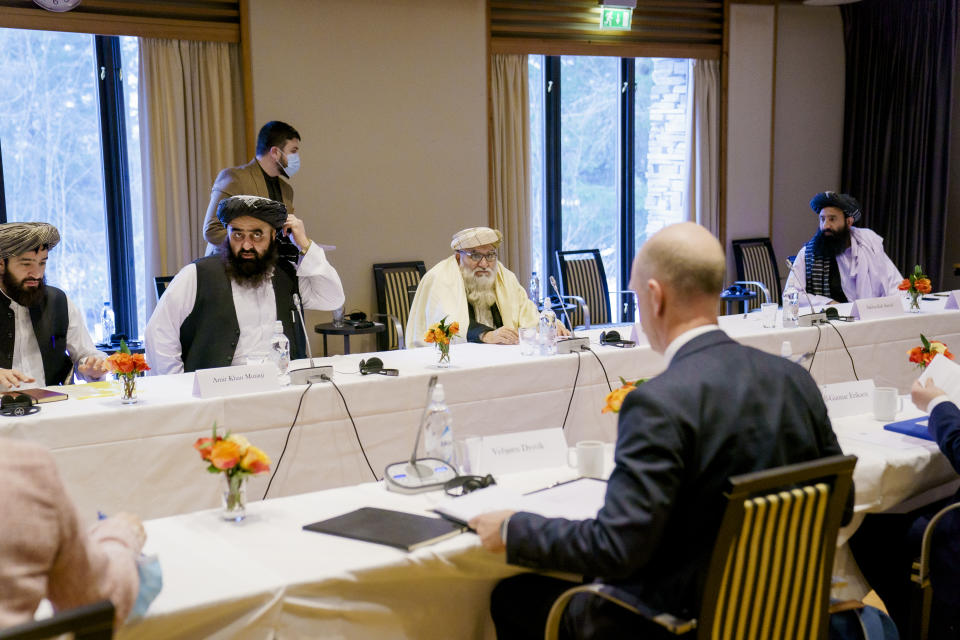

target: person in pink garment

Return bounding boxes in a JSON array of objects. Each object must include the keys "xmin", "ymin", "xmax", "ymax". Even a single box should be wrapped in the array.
[{"xmin": 0, "ymin": 438, "xmax": 145, "ymax": 628}]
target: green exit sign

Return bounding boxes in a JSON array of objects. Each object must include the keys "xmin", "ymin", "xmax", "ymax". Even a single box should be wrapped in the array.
[{"xmin": 600, "ymin": 7, "xmax": 632, "ymax": 30}]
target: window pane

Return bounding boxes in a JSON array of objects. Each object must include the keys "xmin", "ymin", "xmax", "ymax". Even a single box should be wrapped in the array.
[
  {"xmin": 635, "ymin": 58, "xmax": 688, "ymax": 248},
  {"xmin": 0, "ymin": 29, "xmax": 109, "ymax": 338},
  {"xmin": 120, "ymin": 36, "xmax": 145, "ymax": 338},
  {"xmin": 560, "ymin": 56, "xmax": 619, "ymax": 299},
  {"xmin": 528, "ymin": 55, "xmax": 544, "ymax": 293}
]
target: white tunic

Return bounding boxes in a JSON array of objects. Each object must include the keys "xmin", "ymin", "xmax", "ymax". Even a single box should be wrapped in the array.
[
  {"xmin": 145, "ymin": 245, "xmax": 345, "ymax": 375},
  {"xmin": 1, "ymin": 289, "xmax": 104, "ymax": 388}
]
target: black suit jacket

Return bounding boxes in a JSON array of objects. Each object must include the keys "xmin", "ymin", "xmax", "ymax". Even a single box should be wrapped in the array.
[
  {"xmin": 506, "ymin": 329, "xmax": 847, "ymax": 618},
  {"xmin": 924, "ymin": 400, "xmax": 960, "ymax": 604}
]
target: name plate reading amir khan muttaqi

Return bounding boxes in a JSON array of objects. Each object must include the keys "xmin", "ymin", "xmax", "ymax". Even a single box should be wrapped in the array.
[
  {"xmin": 819, "ymin": 379, "xmax": 875, "ymax": 419},
  {"xmin": 193, "ymin": 364, "xmax": 280, "ymax": 398},
  {"xmin": 466, "ymin": 428, "xmax": 568, "ymax": 476},
  {"xmin": 850, "ymin": 294, "xmax": 904, "ymax": 320}
]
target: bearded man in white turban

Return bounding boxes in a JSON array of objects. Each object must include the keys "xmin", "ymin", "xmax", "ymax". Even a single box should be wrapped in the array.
[
  {"xmin": 407, "ymin": 227, "xmax": 568, "ymax": 346},
  {"xmin": 0, "ymin": 222, "xmax": 108, "ymax": 389}
]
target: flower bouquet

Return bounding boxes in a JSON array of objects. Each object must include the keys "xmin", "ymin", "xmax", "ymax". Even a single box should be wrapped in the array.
[
  {"xmin": 105, "ymin": 340, "xmax": 150, "ymax": 404},
  {"xmin": 424, "ymin": 316, "xmax": 460, "ymax": 367},
  {"xmin": 194, "ymin": 423, "xmax": 271, "ymax": 521},
  {"xmin": 908, "ymin": 334, "xmax": 954, "ymax": 370},
  {"xmin": 898, "ymin": 265, "xmax": 932, "ymax": 312},
  {"xmin": 601, "ymin": 377, "xmax": 647, "ymax": 414}
]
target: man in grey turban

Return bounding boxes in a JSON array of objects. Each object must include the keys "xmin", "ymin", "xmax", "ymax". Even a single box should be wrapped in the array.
[
  {"xmin": 0, "ymin": 222, "xmax": 108, "ymax": 388},
  {"xmin": 145, "ymin": 196, "xmax": 344, "ymax": 374},
  {"xmin": 406, "ymin": 226, "xmax": 568, "ymax": 346},
  {"xmin": 784, "ymin": 191, "xmax": 902, "ymax": 306}
]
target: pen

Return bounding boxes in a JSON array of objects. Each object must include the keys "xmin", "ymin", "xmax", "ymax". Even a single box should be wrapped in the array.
[{"xmin": 97, "ymin": 510, "xmax": 107, "ymax": 521}]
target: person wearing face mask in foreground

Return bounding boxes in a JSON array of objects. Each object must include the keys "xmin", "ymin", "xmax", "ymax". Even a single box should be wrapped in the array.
[{"xmin": 202, "ymin": 120, "xmax": 303, "ymax": 263}]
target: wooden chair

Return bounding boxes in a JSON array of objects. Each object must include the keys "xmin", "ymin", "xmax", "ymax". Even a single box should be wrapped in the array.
[
  {"xmin": 731, "ymin": 237, "xmax": 782, "ymax": 311},
  {"xmin": 545, "ymin": 454, "xmax": 857, "ymax": 640},
  {"xmin": 0, "ymin": 600, "xmax": 114, "ymax": 640},
  {"xmin": 372, "ymin": 261, "xmax": 426, "ymax": 350},
  {"xmin": 911, "ymin": 501, "xmax": 960, "ymax": 639},
  {"xmin": 154, "ymin": 275, "xmax": 174, "ymax": 300},
  {"xmin": 555, "ymin": 249, "xmax": 636, "ymax": 329}
]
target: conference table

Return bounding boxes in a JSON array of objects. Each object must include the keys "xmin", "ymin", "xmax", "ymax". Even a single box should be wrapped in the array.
[
  {"xmin": 117, "ymin": 403, "xmax": 957, "ymax": 640},
  {"xmin": 2, "ymin": 294, "xmax": 958, "ymax": 523}
]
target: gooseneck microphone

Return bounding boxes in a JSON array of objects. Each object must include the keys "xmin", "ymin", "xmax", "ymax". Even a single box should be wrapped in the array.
[
  {"xmin": 288, "ymin": 293, "xmax": 333, "ymax": 385},
  {"xmin": 548, "ymin": 275, "xmax": 590, "ymax": 354},
  {"xmin": 785, "ymin": 258, "xmax": 828, "ymax": 326}
]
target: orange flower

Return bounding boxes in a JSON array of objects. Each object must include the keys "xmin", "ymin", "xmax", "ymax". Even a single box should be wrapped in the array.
[
  {"xmin": 424, "ymin": 330, "xmax": 436, "ymax": 343},
  {"xmin": 602, "ymin": 384, "xmax": 636, "ymax": 414},
  {"xmin": 209, "ymin": 439, "xmax": 242, "ymax": 470},
  {"xmin": 448, "ymin": 321, "xmax": 460, "ymax": 336},
  {"xmin": 107, "ymin": 352, "xmax": 135, "ymax": 374},
  {"xmin": 898, "ymin": 279, "xmax": 912, "ymax": 291},
  {"xmin": 915, "ymin": 278, "xmax": 932, "ymax": 294},
  {"xmin": 240, "ymin": 445, "xmax": 271, "ymax": 474},
  {"xmin": 433, "ymin": 328, "xmax": 447, "ymax": 344},
  {"xmin": 193, "ymin": 436, "xmax": 221, "ymax": 461},
  {"xmin": 131, "ymin": 353, "xmax": 150, "ymax": 373}
]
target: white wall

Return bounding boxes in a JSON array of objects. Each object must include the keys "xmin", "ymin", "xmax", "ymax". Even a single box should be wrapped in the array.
[{"xmin": 247, "ymin": 0, "xmax": 487, "ymax": 354}]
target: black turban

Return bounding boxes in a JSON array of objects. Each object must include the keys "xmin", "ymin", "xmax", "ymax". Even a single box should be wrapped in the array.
[
  {"xmin": 216, "ymin": 195, "xmax": 288, "ymax": 230},
  {"xmin": 809, "ymin": 191, "xmax": 861, "ymax": 222}
]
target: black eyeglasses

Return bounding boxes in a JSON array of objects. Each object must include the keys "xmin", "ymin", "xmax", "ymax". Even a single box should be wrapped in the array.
[
  {"xmin": 459, "ymin": 250, "xmax": 497, "ymax": 264},
  {"xmin": 443, "ymin": 474, "xmax": 496, "ymax": 497}
]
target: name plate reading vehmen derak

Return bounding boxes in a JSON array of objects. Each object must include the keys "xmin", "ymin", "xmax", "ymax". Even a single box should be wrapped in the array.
[
  {"xmin": 850, "ymin": 295, "xmax": 905, "ymax": 320},
  {"xmin": 193, "ymin": 364, "xmax": 281, "ymax": 399},
  {"xmin": 464, "ymin": 428, "xmax": 568, "ymax": 476},
  {"xmin": 819, "ymin": 379, "xmax": 875, "ymax": 419}
]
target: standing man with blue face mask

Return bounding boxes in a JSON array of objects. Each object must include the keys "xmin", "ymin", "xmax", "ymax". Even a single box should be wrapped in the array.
[{"xmin": 202, "ymin": 121, "xmax": 302, "ymax": 260}]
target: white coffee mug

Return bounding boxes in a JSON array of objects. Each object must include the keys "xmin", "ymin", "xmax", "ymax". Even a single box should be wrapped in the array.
[
  {"xmin": 568, "ymin": 440, "xmax": 605, "ymax": 478},
  {"xmin": 873, "ymin": 387, "xmax": 903, "ymax": 422}
]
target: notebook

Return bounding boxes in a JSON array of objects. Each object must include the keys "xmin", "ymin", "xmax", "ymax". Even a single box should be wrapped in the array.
[
  {"xmin": 20, "ymin": 388, "xmax": 69, "ymax": 403},
  {"xmin": 303, "ymin": 507, "xmax": 466, "ymax": 552},
  {"xmin": 883, "ymin": 416, "xmax": 934, "ymax": 441}
]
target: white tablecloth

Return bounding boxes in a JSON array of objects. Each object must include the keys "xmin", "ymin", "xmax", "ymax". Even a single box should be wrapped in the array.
[{"xmin": 3, "ymin": 296, "xmax": 958, "ymax": 520}]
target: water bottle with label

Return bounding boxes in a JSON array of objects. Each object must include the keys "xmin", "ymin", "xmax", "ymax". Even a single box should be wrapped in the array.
[
  {"xmin": 268, "ymin": 320, "xmax": 290, "ymax": 385},
  {"xmin": 529, "ymin": 271, "xmax": 540, "ymax": 304},
  {"xmin": 782, "ymin": 285, "xmax": 800, "ymax": 328},
  {"xmin": 101, "ymin": 302, "xmax": 115, "ymax": 344},
  {"xmin": 539, "ymin": 308, "xmax": 557, "ymax": 356},
  {"xmin": 424, "ymin": 383, "xmax": 456, "ymax": 468}
]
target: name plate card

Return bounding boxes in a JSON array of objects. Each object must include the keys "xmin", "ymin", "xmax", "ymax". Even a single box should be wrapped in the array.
[
  {"xmin": 851, "ymin": 295, "xmax": 904, "ymax": 320},
  {"xmin": 463, "ymin": 428, "xmax": 568, "ymax": 476},
  {"xmin": 820, "ymin": 379, "xmax": 875, "ymax": 418},
  {"xmin": 193, "ymin": 364, "xmax": 280, "ymax": 399},
  {"xmin": 944, "ymin": 291, "xmax": 960, "ymax": 310}
]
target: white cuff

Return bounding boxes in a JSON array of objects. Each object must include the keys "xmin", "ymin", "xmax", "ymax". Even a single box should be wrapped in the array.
[{"xmin": 927, "ymin": 395, "xmax": 951, "ymax": 415}]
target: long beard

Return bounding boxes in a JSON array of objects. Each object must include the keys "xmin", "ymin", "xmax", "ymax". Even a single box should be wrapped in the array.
[
  {"xmin": 811, "ymin": 226, "xmax": 849, "ymax": 258},
  {"xmin": 461, "ymin": 264, "xmax": 497, "ymax": 307},
  {"xmin": 219, "ymin": 237, "xmax": 279, "ymax": 288},
  {"xmin": 2, "ymin": 270, "xmax": 46, "ymax": 307}
]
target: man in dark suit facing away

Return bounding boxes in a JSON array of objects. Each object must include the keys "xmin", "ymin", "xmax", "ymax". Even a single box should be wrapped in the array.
[{"xmin": 470, "ymin": 222, "xmax": 851, "ymax": 639}]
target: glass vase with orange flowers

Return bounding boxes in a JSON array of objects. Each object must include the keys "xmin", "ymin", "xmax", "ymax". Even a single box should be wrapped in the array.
[
  {"xmin": 105, "ymin": 340, "xmax": 150, "ymax": 404},
  {"xmin": 601, "ymin": 377, "xmax": 647, "ymax": 414},
  {"xmin": 194, "ymin": 423, "xmax": 271, "ymax": 522},
  {"xmin": 908, "ymin": 334, "xmax": 955, "ymax": 370},
  {"xmin": 898, "ymin": 265, "xmax": 932, "ymax": 313},
  {"xmin": 424, "ymin": 316, "xmax": 460, "ymax": 368}
]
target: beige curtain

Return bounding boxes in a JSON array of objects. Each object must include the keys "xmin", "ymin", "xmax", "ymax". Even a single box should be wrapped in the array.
[
  {"xmin": 139, "ymin": 38, "xmax": 245, "ymax": 317},
  {"xmin": 687, "ymin": 58, "xmax": 720, "ymax": 236},
  {"xmin": 490, "ymin": 54, "xmax": 532, "ymax": 285}
]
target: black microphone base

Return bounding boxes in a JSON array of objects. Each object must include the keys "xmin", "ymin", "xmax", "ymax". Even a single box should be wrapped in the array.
[
  {"xmin": 384, "ymin": 458, "xmax": 458, "ymax": 494},
  {"xmin": 289, "ymin": 365, "xmax": 334, "ymax": 385}
]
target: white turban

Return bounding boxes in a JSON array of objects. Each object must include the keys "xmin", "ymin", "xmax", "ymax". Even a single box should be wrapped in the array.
[{"xmin": 450, "ymin": 227, "xmax": 502, "ymax": 251}]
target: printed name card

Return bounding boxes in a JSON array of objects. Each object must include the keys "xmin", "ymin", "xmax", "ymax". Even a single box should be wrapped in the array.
[
  {"xmin": 850, "ymin": 295, "xmax": 904, "ymax": 320},
  {"xmin": 820, "ymin": 379, "xmax": 875, "ymax": 418},
  {"xmin": 944, "ymin": 291, "xmax": 960, "ymax": 310},
  {"xmin": 463, "ymin": 428, "xmax": 568, "ymax": 476},
  {"xmin": 193, "ymin": 364, "xmax": 280, "ymax": 398}
]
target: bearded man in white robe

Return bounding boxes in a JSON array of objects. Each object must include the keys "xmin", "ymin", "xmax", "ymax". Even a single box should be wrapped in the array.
[{"xmin": 407, "ymin": 227, "xmax": 567, "ymax": 346}]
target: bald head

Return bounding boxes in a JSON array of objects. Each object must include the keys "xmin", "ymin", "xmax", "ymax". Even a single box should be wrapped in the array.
[{"xmin": 632, "ymin": 222, "xmax": 725, "ymax": 300}]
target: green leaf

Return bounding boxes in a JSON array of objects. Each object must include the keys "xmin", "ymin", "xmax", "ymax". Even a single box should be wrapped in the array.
[
  {"xmin": 921, "ymin": 334, "xmax": 931, "ymax": 351},
  {"xmin": 120, "ymin": 338, "xmax": 130, "ymax": 355},
  {"xmin": 206, "ymin": 464, "xmax": 219, "ymax": 474}
]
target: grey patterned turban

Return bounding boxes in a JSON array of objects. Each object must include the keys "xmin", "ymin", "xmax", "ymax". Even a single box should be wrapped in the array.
[
  {"xmin": 450, "ymin": 227, "xmax": 503, "ymax": 250},
  {"xmin": 0, "ymin": 222, "xmax": 60, "ymax": 259},
  {"xmin": 216, "ymin": 195, "xmax": 288, "ymax": 230}
]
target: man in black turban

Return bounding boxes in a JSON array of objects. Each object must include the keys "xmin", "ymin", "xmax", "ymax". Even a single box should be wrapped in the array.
[
  {"xmin": 0, "ymin": 222, "xmax": 108, "ymax": 388},
  {"xmin": 145, "ymin": 196, "xmax": 344, "ymax": 374},
  {"xmin": 784, "ymin": 191, "xmax": 902, "ymax": 305}
]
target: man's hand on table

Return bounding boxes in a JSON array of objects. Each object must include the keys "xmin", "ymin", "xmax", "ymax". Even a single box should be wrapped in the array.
[
  {"xmin": 0, "ymin": 368, "xmax": 34, "ymax": 389},
  {"xmin": 77, "ymin": 356, "xmax": 110, "ymax": 380},
  {"xmin": 911, "ymin": 378, "xmax": 947, "ymax": 412},
  {"xmin": 482, "ymin": 328, "xmax": 519, "ymax": 345},
  {"xmin": 556, "ymin": 322, "xmax": 571, "ymax": 337},
  {"xmin": 469, "ymin": 509, "xmax": 515, "ymax": 553}
]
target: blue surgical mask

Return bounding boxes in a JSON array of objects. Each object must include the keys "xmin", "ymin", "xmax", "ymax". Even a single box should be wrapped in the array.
[
  {"xmin": 127, "ymin": 554, "xmax": 163, "ymax": 620},
  {"xmin": 282, "ymin": 152, "xmax": 301, "ymax": 178}
]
